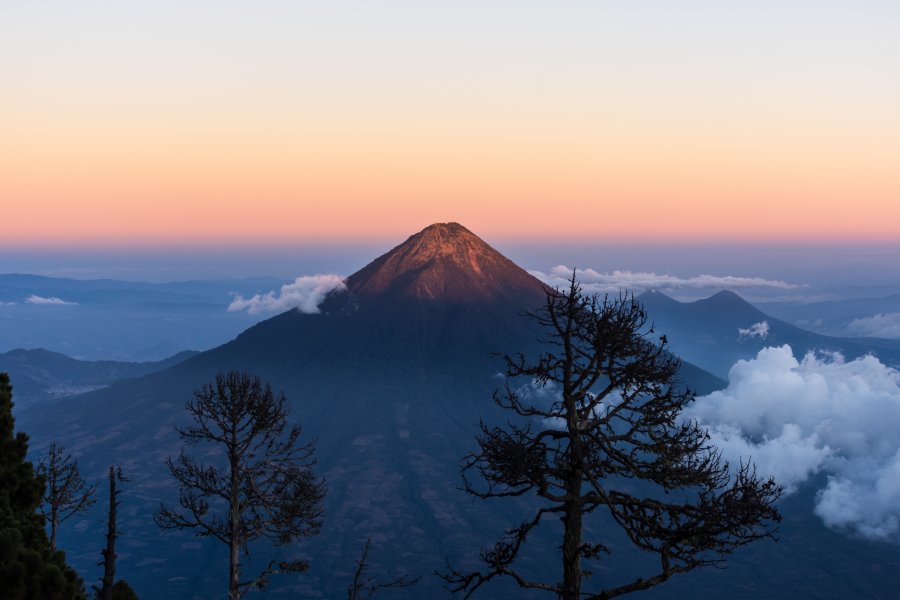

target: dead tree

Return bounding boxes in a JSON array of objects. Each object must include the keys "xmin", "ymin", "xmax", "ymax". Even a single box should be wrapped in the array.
[
  {"xmin": 347, "ymin": 539, "xmax": 420, "ymax": 600},
  {"xmin": 94, "ymin": 466, "xmax": 126, "ymax": 600},
  {"xmin": 443, "ymin": 276, "xmax": 782, "ymax": 599},
  {"xmin": 36, "ymin": 441, "xmax": 98, "ymax": 552},
  {"xmin": 155, "ymin": 371, "xmax": 325, "ymax": 600}
]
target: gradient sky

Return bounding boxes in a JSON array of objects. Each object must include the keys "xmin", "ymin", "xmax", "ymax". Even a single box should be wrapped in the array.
[{"xmin": 3, "ymin": 1, "xmax": 899, "ymax": 246}]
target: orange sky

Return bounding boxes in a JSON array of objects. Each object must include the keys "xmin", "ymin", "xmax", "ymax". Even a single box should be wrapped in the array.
[{"xmin": 3, "ymin": 2, "xmax": 899, "ymax": 246}]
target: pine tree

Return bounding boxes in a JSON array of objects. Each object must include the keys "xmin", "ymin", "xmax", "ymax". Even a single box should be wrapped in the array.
[
  {"xmin": 155, "ymin": 371, "xmax": 325, "ymax": 599},
  {"xmin": 0, "ymin": 372, "xmax": 85, "ymax": 599},
  {"xmin": 37, "ymin": 441, "xmax": 98, "ymax": 552},
  {"xmin": 110, "ymin": 580, "xmax": 139, "ymax": 600},
  {"xmin": 443, "ymin": 278, "xmax": 782, "ymax": 599}
]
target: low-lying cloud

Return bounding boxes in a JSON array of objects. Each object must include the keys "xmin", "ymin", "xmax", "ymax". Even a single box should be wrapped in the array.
[
  {"xmin": 228, "ymin": 275, "xmax": 346, "ymax": 315},
  {"xmin": 738, "ymin": 321, "xmax": 770, "ymax": 340},
  {"xmin": 26, "ymin": 295, "xmax": 78, "ymax": 306},
  {"xmin": 529, "ymin": 266, "xmax": 800, "ymax": 296},
  {"xmin": 845, "ymin": 313, "xmax": 900, "ymax": 340},
  {"xmin": 687, "ymin": 345, "xmax": 900, "ymax": 540}
]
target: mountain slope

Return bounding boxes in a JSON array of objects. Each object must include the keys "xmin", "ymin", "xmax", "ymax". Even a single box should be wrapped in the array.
[
  {"xmin": 640, "ymin": 289, "xmax": 900, "ymax": 378},
  {"xmin": 15, "ymin": 223, "xmax": 562, "ymax": 597},
  {"xmin": 761, "ymin": 293, "xmax": 900, "ymax": 337},
  {"xmin": 0, "ymin": 348, "xmax": 199, "ymax": 402},
  {"xmin": 16, "ymin": 224, "xmax": 889, "ymax": 599}
]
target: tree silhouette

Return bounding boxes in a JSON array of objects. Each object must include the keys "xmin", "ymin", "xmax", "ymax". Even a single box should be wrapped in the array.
[
  {"xmin": 109, "ymin": 580, "xmax": 139, "ymax": 600},
  {"xmin": 347, "ymin": 538, "xmax": 420, "ymax": 600},
  {"xmin": 0, "ymin": 373, "xmax": 85, "ymax": 599},
  {"xmin": 36, "ymin": 441, "xmax": 98, "ymax": 552},
  {"xmin": 443, "ymin": 277, "xmax": 782, "ymax": 599},
  {"xmin": 93, "ymin": 466, "xmax": 126, "ymax": 600},
  {"xmin": 155, "ymin": 371, "xmax": 325, "ymax": 599}
]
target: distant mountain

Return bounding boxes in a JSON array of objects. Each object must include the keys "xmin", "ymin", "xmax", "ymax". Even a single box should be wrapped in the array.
[
  {"xmin": 760, "ymin": 293, "xmax": 900, "ymax": 337},
  {"xmin": 14, "ymin": 224, "xmax": 898, "ymax": 599},
  {"xmin": 640, "ymin": 289, "xmax": 900, "ymax": 378},
  {"xmin": 0, "ymin": 274, "xmax": 280, "ymax": 360},
  {"xmin": 0, "ymin": 273, "xmax": 286, "ymax": 307},
  {"xmin": 0, "ymin": 348, "xmax": 199, "ymax": 402}
]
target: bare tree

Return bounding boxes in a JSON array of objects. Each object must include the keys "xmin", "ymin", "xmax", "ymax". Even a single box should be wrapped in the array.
[
  {"xmin": 347, "ymin": 539, "xmax": 420, "ymax": 600},
  {"xmin": 36, "ymin": 441, "xmax": 98, "ymax": 552},
  {"xmin": 155, "ymin": 371, "xmax": 325, "ymax": 600},
  {"xmin": 443, "ymin": 276, "xmax": 782, "ymax": 599},
  {"xmin": 94, "ymin": 466, "xmax": 126, "ymax": 600}
]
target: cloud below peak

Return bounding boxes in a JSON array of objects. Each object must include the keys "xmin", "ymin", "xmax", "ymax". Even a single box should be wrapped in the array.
[
  {"xmin": 738, "ymin": 321, "xmax": 770, "ymax": 340},
  {"xmin": 845, "ymin": 313, "xmax": 900, "ymax": 339},
  {"xmin": 687, "ymin": 345, "xmax": 900, "ymax": 540},
  {"xmin": 26, "ymin": 295, "xmax": 77, "ymax": 306},
  {"xmin": 228, "ymin": 274, "xmax": 346, "ymax": 315},
  {"xmin": 529, "ymin": 266, "xmax": 801, "ymax": 296}
]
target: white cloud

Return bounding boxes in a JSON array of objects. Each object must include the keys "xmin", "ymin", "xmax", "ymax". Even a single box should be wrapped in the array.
[
  {"xmin": 0, "ymin": 301, "xmax": 15, "ymax": 306},
  {"xmin": 738, "ymin": 321, "xmax": 770, "ymax": 340},
  {"xmin": 529, "ymin": 266, "xmax": 801, "ymax": 296},
  {"xmin": 26, "ymin": 295, "xmax": 77, "ymax": 306},
  {"xmin": 686, "ymin": 345, "xmax": 900, "ymax": 540},
  {"xmin": 845, "ymin": 313, "xmax": 900, "ymax": 339},
  {"xmin": 227, "ymin": 274, "xmax": 346, "ymax": 315}
]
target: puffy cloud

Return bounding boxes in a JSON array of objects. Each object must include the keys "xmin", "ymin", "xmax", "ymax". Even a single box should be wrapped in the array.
[
  {"xmin": 686, "ymin": 345, "xmax": 900, "ymax": 539},
  {"xmin": 228, "ymin": 274, "xmax": 346, "ymax": 315},
  {"xmin": 529, "ymin": 266, "xmax": 800, "ymax": 296},
  {"xmin": 26, "ymin": 295, "xmax": 77, "ymax": 305},
  {"xmin": 845, "ymin": 313, "xmax": 900, "ymax": 339},
  {"xmin": 738, "ymin": 321, "xmax": 770, "ymax": 340},
  {"xmin": 699, "ymin": 423, "xmax": 829, "ymax": 494}
]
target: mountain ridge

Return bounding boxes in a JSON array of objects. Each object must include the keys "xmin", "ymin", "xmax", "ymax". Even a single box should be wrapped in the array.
[
  {"xmin": 0, "ymin": 348, "xmax": 199, "ymax": 402},
  {"xmin": 640, "ymin": 288, "xmax": 900, "ymax": 377},
  {"xmin": 14, "ymin": 224, "xmax": 832, "ymax": 599}
]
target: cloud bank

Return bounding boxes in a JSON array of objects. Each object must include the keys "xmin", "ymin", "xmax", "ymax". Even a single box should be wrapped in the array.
[
  {"xmin": 687, "ymin": 345, "xmax": 900, "ymax": 539},
  {"xmin": 26, "ymin": 295, "xmax": 77, "ymax": 306},
  {"xmin": 845, "ymin": 313, "xmax": 900, "ymax": 340},
  {"xmin": 228, "ymin": 275, "xmax": 346, "ymax": 315},
  {"xmin": 529, "ymin": 266, "xmax": 800, "ymax": 296}
]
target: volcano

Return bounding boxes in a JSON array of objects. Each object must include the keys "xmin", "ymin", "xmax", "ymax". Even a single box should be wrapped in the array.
[
  {"xmin": 639, "ymin": 289, "xmax": 900, "ymax": 378},
  {"xmin": 20, "ymin": 224, "xmax": 886, "ymax": 600},
  {"xmin": 346, "ymin": 222, "xmax": 546, "ymax": 302},
  {"xmin": 16, "ymin": 222, "xmax": 568, "ymax": 597}
]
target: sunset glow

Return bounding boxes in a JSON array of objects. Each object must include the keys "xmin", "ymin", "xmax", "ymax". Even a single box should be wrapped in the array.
[{"xmin": 3, "ymin": 2, "xmax": 899, "ymax": 245}]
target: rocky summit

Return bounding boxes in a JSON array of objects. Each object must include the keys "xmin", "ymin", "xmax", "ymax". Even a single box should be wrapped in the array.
[{"xmin": 346, "ymin": 222, "xmax": 547, "ymax": 303}]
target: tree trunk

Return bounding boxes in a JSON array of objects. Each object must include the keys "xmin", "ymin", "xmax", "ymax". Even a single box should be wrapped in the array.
[
  {"xmin": 562, "ymin": 336, "xmax": 583, "ymax": 600},
  {"xmin": 229, "ymin": 436, "xmax": 241, "ymax": 600},
  {"xmin": 562, "ymin": 463, "xmax": 584, "ymax": 600},
  {"xmin": 48, "ymin": 454, "xmax": 59, "ymax": 553},
  {"xmin": 100, "ymin": 466, "xmax": 117, "ymax": 600},
  {"xmin": 50, "ymin": 510, "xmax": 58, "ymax": 553},
  {"xmin": 229, "ymin": 532, "xmax": 239, "ymax": 600}
]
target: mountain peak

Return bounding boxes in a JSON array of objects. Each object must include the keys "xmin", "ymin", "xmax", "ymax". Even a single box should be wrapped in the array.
[{"xmin": 345, "ymin": 222, "xmax": 546, "ymax": 302}]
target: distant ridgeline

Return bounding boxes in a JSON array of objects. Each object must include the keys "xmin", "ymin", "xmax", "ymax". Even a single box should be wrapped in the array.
[{"xmin": 12, "ymin": 223, "xmax": 900, "ymax": 599}]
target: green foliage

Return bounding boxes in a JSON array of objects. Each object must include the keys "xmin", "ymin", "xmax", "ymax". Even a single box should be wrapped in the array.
[
  {"xmin": 111, "ymin": 580, "xmax": 140, "ymax": 600},
  {"xmin": 0, "ymin": 372, "xmax": 86, "ymax": 599},
  {"xmin": 92, "ymin": 579, "xmax": 140, "ymax": 600}
]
